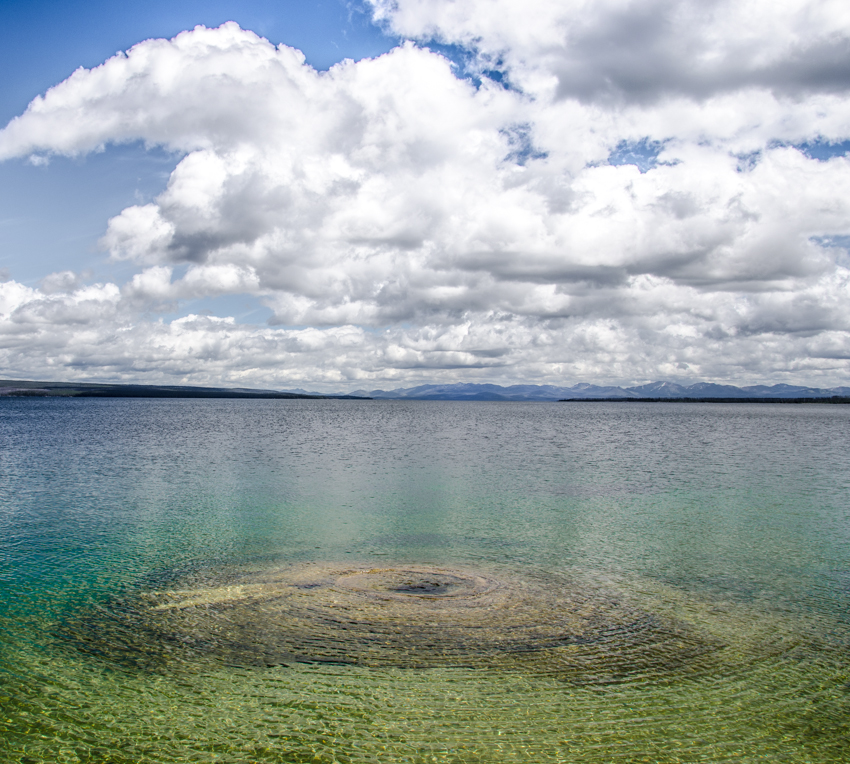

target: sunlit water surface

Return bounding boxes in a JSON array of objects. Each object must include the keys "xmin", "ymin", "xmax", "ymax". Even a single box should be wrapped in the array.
[{"xmin": 1, "ymin": 399, "xmax": 849, "ymax": 763}]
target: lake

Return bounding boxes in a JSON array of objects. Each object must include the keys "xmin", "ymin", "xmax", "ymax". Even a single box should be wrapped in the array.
[{"xmin": 1, "ymin": 398, "xmax": 848, "ymax": 762}]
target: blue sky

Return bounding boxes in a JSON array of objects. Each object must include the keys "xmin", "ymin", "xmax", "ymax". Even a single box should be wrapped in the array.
[
  {"xmin": 0, "ymin": 0, "xmax": 394, "ymax": 289},
  {"xmin": 1, "ymin": 0, "xmax": 850, "ymax": 390}
]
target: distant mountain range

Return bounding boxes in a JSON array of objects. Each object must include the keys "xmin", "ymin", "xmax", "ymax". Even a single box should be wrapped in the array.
[
  {"xmin": 340, "ymin": 381, "xmax": 850, "ymax": 401},
  {"xmin": 2, "ymin": 378, "xmax": 849, "ymax": 402}
]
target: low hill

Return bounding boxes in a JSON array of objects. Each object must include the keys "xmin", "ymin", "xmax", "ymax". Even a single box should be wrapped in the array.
[{"xmin": 0, "ymin": 380, "xmax": 368, "ymax": 400}]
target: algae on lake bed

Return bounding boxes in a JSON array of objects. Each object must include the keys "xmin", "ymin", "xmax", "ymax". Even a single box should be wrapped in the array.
[{"xmin": 13, "ymin": 560, "xmax": 848, "ymax": 764}]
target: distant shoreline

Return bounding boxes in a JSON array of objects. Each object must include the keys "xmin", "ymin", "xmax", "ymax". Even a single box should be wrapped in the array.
[
  {"xmin": 558, "ymin": 397, "xmax": 850, "ymax": 404},
  {"xmin": 3, "ymin": 378, "xmax": 849, "ymax": 403}
]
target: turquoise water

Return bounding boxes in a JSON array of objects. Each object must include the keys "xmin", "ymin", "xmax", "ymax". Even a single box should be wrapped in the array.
[{"xmin": 1, "ymin": 398, "xmax": 848, "ymax": 762}]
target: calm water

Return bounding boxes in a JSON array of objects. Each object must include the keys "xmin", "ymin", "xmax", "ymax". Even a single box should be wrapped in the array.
[{"xmin": 0, "ymin": 398, "xmax": 848, "ymax": 762}]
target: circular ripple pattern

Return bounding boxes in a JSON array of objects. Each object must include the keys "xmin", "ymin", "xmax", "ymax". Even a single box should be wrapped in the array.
[{"xmin": 62, "ymin": 563, "xmax": 727, "ymax": 683}]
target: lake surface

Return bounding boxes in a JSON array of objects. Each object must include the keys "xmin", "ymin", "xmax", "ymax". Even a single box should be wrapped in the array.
[{"xmin": 1, "ymin": 398, "xmax": 848, "ymax": 763}]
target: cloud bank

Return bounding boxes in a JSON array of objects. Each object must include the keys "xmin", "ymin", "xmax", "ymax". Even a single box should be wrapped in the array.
[{"xmin": 1, "ymin": 2, "xmax": 850, "ymax": 388}]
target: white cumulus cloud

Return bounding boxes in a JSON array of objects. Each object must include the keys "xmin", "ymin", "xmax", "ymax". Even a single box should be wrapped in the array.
[{"xmin": 0, "ymin": 6, "xmax": 849, "ymax": 388}]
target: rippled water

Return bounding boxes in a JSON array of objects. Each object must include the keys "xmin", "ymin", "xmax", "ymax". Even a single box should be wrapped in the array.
[{"xmin": 1, "ymin": 398, "xmax": 849, "ymax": 762}]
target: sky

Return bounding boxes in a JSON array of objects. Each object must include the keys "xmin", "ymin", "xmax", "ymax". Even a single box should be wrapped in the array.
[{"xmin": 1, "ymin": 0, "xmax": 850, "ymax": 392}]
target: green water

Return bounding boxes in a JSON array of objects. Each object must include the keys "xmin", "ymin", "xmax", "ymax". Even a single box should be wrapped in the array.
[{"xmin": 1, "ymin": 399, "xmax": 848, "ymax": 762}]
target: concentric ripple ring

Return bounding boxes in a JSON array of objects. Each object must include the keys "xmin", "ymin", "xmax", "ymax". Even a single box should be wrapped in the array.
[{"xmin": 61, "ymin": 562, "xmax": 727, "ymax": 683}]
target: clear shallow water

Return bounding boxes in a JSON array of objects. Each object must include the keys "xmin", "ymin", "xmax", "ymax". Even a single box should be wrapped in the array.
[{"xmin": 1, "ymin": 398, "xmax": 849, "ymax": 762}]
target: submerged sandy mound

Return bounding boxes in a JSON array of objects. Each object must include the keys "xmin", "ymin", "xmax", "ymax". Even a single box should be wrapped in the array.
[{"xmin": 63, "ymin": 562, "xmax": 726, "ymax": 683}]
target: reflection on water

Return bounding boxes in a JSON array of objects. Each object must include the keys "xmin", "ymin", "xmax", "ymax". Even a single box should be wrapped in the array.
[{"xmin": 1, "ymin": 399, "xmax": 850, "ymax": 762}]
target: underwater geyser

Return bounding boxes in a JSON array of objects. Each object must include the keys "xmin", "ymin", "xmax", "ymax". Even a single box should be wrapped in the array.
[{"xmin": 62, "ymin": 563, "xmax": 725, "ymax": 683}]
